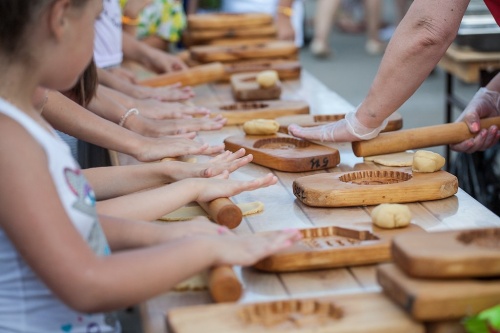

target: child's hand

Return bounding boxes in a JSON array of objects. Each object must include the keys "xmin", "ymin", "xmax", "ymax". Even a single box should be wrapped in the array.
[
  {"xmin": 135, "ymin": 98, "xmax": 211, "ymax": 120},
  {"xmin": 135, "ymin": 136, "xmax": 225, "ymax": 162},
  {"xmin": 209, "ymin": 229, "xmax": 302, "ymax": 266},
  {"xmin": 193, "ymin": 172, "xmax": 278, "ymax": 203},
  {"xmin": 156, "ymin": 216, "xmax": 231, "ymax": 242},
  {"xmin": 161, "ymin": 148, "xmax": 252, "ymax": 181}
]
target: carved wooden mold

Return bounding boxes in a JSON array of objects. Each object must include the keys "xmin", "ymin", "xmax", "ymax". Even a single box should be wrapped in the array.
[
  {"xmin": 253, "ymin": 224, "xmax": 424, "ymax": 272},
  {"xmin": 293, "ymin": 169, "xmax": 458, "ymax": 207}
]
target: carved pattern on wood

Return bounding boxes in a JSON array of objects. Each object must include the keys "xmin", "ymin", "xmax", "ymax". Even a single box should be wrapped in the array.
[
  {"xmin": 254, "ymin": 137, "xmax": 310, "ymax": 149},
  {"xmin": 339, "ymin": 170, "xmax": 412, "ymax": 186},
  {"xmin": 456, "ymin": 228, "xmax": 500, "ymax": 249},
  {"xmin": 238, "ymin": 299, "xmax": 343, "ymax": 328}
]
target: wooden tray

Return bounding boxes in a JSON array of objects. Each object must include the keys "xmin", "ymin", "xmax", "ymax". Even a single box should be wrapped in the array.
[
  {"xmin": 224, "ymin": 133, "xmax": 340, "ymax": 172},
  {"xmin": 293, "ymin": 169, "xmax": 458, "ymax": 207},
  {"xmin": 209, "ymin": 100, "xmax": 309, "ymax": 126},
  {"xmin": 185, "ymin": 25, "xmax": 277, "ymax": 43},
  {"xmin": 187, "ymin": 13, "xmax": 273, "ymax": 30},
  {"xmin": 231, "ymin": 72, "xmax": 281, "ymax": 101},
  {"xmin": 167, "ymin": 292, "xmax": 425, "ymax": 333},
  {"xmin": 190, "ymin": 41, "xmax": 298, "ymax": 63},
  {"xmin": 277, "ymin": 112, "xmax": 403, "ymax": 134},
  {"xmin": 392, "ymin": 227, "xmax": 500, "ymax": 278},
  {"xmin": 222, "ymin": 60, "xmax": 301, "ymax": 81},
  {"xmin": 254, "ymin": 223, "xmax": 424, "ymax": 272},
  {"xmin": 377, "ymin": 263, "xmax": 500, "ymax": 322}
]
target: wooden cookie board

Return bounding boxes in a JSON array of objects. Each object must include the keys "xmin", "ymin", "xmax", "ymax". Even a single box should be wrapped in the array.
[
  {"xmin": 222, "ymin": 60, "xmax": 301, "ymax": 81},
  {"xmin": 391, "ymin": 227, "xmax": 500, "ymax": 279},
  {"xmin": 187, "ymin": 13, "xmax": 273, "ymax": 30},
  {"xmin": 139, "ymin": 62, "xmax": 225, "ymax": 87},
  {"xmin": 167, "ymin": 292, "xmax": 425, "ymax": 333},
  {"xmin": 293, "ymin": 169, "xmax": 458, "ymax": 207},
  {"xmin": 377, "ymin": 263, "xmax": 500, "ymax": 322},
  {"xmin": 231, "ymin": 72, "xmax": 282, "ymax": 101},
  {"xmin": 185, "ymin": 25, "xmax": 277, "ymax": 43},
  {"xmin": 209, "ymin": 100, "xmax": 309, "ymax": 126},
  {"xmin": 224, "ymin": 133, "xmax": 340, "ymax": 172},
  {"xmin": 277, "ymin": 112, "xmax": 403, "ymax": 134},
  {"xmin": 254, "ymin": 223, "xmax": 424, "ymax": 272},
  {"xmin": 190, "ymin": 41, "xmax": 298, "ymax": 63}
]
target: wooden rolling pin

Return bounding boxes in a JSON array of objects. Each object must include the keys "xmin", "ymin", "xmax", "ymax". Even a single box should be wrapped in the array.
[
  {"xmin": 138, "ymin": 62, "xmax": 224, "ymax": 87},
  {"xmin": 352, "ymin": 116, "xmax": 500, "ymax": 157},
  {"xmin": 208, "ymin": 265, "xmax": 243, "ymax": 303},
  {"xmin": 198, "ymin": 198, "xmax": 243, "ymax": 229}
]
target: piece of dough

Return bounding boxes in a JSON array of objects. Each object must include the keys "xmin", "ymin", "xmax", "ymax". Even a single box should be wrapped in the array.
[
  {"xmin": 371, "ymin": 203, "xmax": 411, "ymax": 229},
  {"xmin": 364, "ymin": 151, "xmax": 414, "ymax": 167},
  {"xmin": 412, "ymin": 150, "xmax": 445, "ymax": 173},
  {"xmin": 256, "ymin": 70, "xmax": 279, "ymax": 88},
  {"xmin": 159, "ymin": 201, "xmax": 265, "ymax": 221},
  {"xmin": 243, "ymin": 119, "xmax": 279, "ymax": 135},
  {"xmin": 173, "ymin": 271, "xmax": 209, "ymax": 291}
]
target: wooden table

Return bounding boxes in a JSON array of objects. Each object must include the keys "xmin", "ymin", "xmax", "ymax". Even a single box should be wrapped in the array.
[{"xmin": 114, "ymin": 71, "xmax": 500, "ymax": 333}]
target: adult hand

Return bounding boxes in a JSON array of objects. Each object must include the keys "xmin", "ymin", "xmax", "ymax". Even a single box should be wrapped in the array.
[
  {"xmin": 450, "ymin": 87, "xmax": 500, "ymax": 153},
  {"xmin": 288, "ymin": 112, "xmax": 388, "ymax": 142}
]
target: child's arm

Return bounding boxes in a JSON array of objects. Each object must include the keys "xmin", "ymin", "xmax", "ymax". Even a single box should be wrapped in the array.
[
  {"xmin": 95, "ymin": 171, "xmax": 277, "ymax": 221},
  {"xmin": 43, "ymin": 91, "xmax": 225, "ymax": 160},
  {"xmin": 0, "ymin": 124, "xmax": 299, "ymax": 312},
  {"xmin": 100, "ymin": 85, "xmax": 208, "ymax": 119},
  {"xmin": 122, "ymin": 32, "xmax": 188, "ymax": 73},
  {"xmin": 83, "ymin": 148, "xmax": 252, "ymax": 201}
]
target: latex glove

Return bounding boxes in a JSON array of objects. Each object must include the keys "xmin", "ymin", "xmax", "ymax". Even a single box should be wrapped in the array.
[
  {"xmin": 450, "ymin": 87, "xmax": 500, "ymax": 153},
  {"xmin": 288, "ymin": 111, "xmax": 388, "ymax": 142}
]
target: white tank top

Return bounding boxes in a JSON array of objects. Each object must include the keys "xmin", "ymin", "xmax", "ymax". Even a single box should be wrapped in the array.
[
  {"xmin": 94, "ymin": 0, "xmax": 123, "ymax": 68},
  {"xmin": 0, "ymin": 98, "xmax": 120, "ymax": 333}
]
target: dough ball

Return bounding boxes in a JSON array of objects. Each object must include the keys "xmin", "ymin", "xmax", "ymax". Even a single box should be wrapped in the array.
[
  {"xmin": 243, "ymin": 119, "xmax": 279, "ymax": 135},
  {"xmin": 256, "ymin": 70, "xmax": 279, "ymax": 88},
  {"xmin": 412, "ymin": 150, "xmax": 445, "ymax": 173},
  {"xmin": 371, "ymin": 203, "xmax": 411, "ymax": 229}
]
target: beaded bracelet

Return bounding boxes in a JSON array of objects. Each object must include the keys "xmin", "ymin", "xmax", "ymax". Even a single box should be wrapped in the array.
[
  {"xmin": 122, "ymin": 15, "xmax": 140, "ymax": 26},
  {"xmin": 277, "ymin": 6, "xmax": 293, "ymax": 17},
  {"xmin": 119, "ymin": 108, "xmax": 139, "ymax": 127}
]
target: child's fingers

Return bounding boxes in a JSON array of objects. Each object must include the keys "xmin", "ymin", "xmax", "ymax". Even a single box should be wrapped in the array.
[{"xmin": 262, "ymin": 229, "xmax": 302, "ymax": 253}]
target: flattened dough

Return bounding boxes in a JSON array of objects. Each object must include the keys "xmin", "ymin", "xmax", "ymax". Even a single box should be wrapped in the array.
[
  {"xmin": 371, "ymin": 203, "xmax": 411, "ymax": 229},
  {"xmin": 364, "ymin": 151, "xmax": 414, "ymax": 167},
  {"xmin": 173, "ymin": 270, "xmax": 209, "ymax": 291},
  {"xmin": 243, "ymin": 119, "xmax": 279, "ymax": 135},
  {"xmin": 159, "ymin": 201, "xmax": 265, "ymax": 221}
]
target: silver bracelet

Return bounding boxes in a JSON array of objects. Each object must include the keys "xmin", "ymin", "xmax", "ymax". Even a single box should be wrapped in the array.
[{"xmin": 118, "ymin": 108, "xmax": 139, "ymax": 127}]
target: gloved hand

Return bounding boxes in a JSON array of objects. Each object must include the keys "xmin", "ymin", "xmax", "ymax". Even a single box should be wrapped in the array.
[
  {"xmin": 450, "ymin": 87, "xmax": 500, "ymax": 153},
  {"xmin": 288, "ymin": 111, "xmax": 388, "ymax": 142}
]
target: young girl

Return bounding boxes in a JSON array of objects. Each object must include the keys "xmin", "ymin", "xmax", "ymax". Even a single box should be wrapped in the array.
[{"xmin": 0, "ymin": 1, "xmax": 301, "ymax": 332}]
